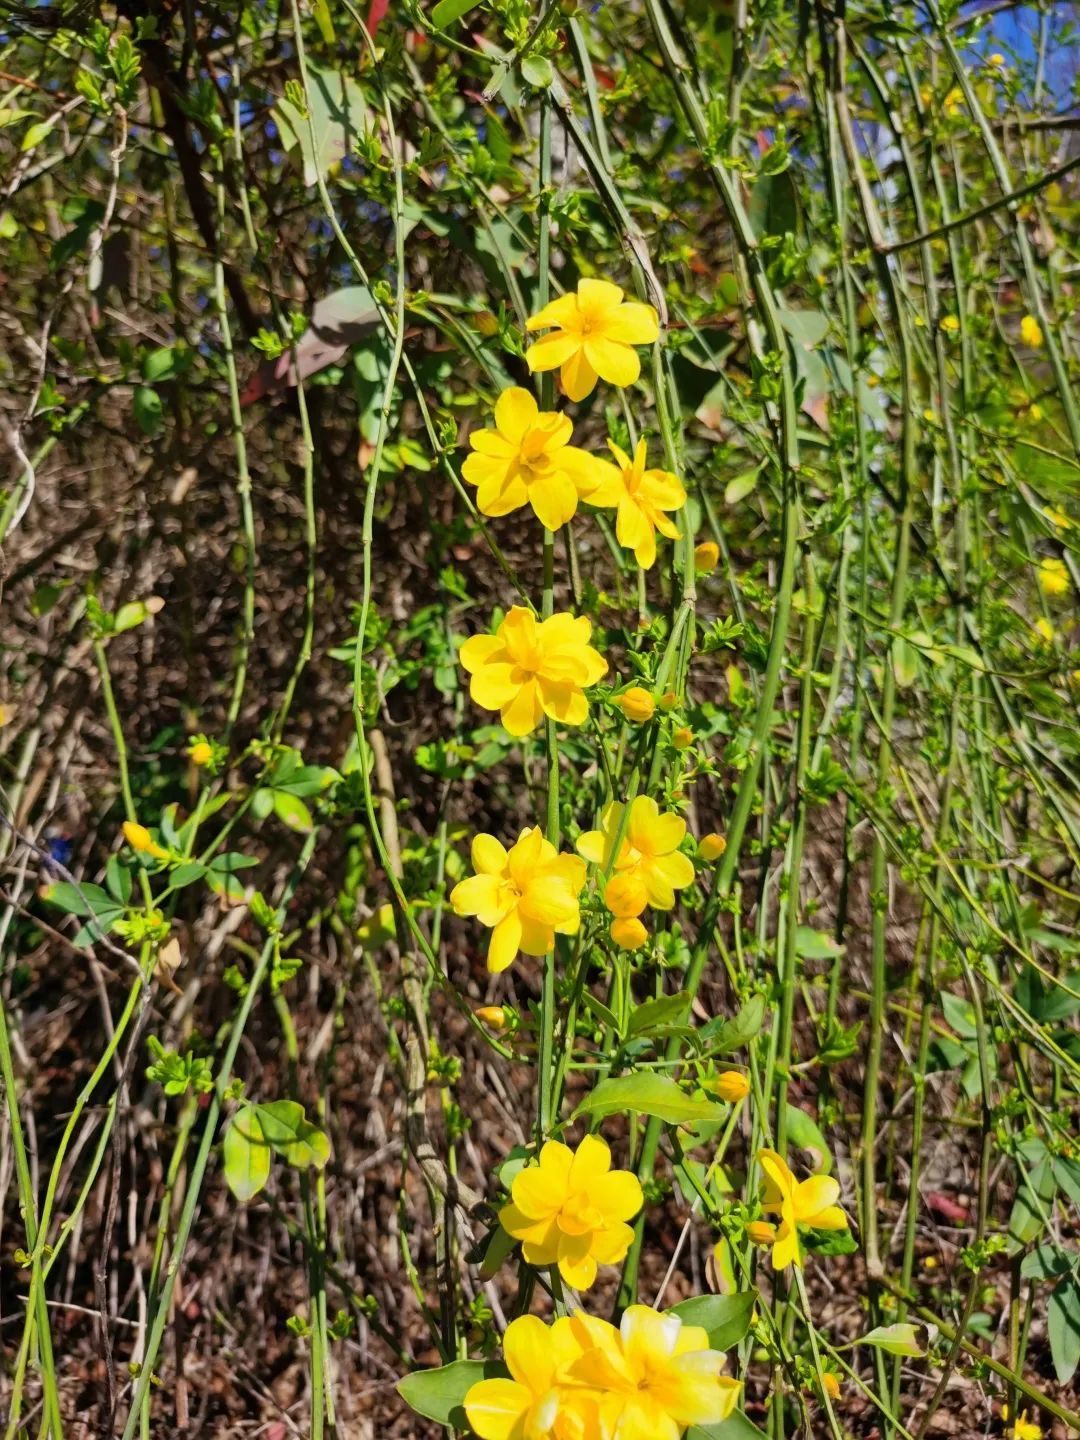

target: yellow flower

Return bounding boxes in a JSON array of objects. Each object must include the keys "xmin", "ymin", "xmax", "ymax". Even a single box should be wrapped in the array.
[
  {"xmin": 1043, "ymin": 506, "xmax": 1070, "ymax": 529},
  {"xmin": 988, "ymin": 51, "xmax": 1006, "ymax": 66},
  {"xmin": 451, "ymin": 828, "xmax": 586, "ymax": 973},
  {"xmin": 758, "ymin": 1149, "xmax": 849, "ymax": 1269},
  {"xmin": 604, "ymin": 872, "xmax": 648, "ymax": 918},
  {"xmin": 500, "ymin": 1135, "xmax": 643, "ymax": 1289},
  {"xmin": 460, "ymin": 606, "xmax": 607, "ymax": 737},
  {"xmin": 577, "ymin": 796, "xmax": 695, "ymax": 911},
  {"xmin": 943, "ymin": 87, "xmax": 964, "ymax": 117},
  {"xmin": 746, "ymin": 1220, "xmax": 777, "ymax": 1246},
  {"xmin": 464, "ymin": 1313, "xmax": 597, "ymax": 1440},
  {"xmin": 586, "ymin": 439, "xmax": 686, "ymax": 569},
  {"xmin": 187, "ymin": 739, "xmax": 213, "ymax": 766},
  {"xmin": 618, "ymin": 687, "xmax": 656, "ymax": 723},
  {"xmin": 821, "ymin": 1372, "xmax": 842, "ymax": 1400},
  {"xmin": 461, "ymin": 387, "xmax": 607, "ymax": 530},
  {"xmin": 939, "ymin": 314, "xmax": 960, "ymax": 335},
  {"xmin": 1001, "ymin": 1407, "xmax": 1041, "ymax": 1440},
  {"xmin": 525, "ymin": 278, "xmax": 660, "ymax": 402},
  {"xmin": 694, "ymin": 541, "xmax": 719, "ymax": 573},
  {"xmin": 699, "ymin": 833, "xmax": 726, "ymax": 863},
  {"xmin": 712, "ymin": 1071, "xmax": 750, "ymax": 1104},
  {"xmin": 476, "ymin": 1006, "xmax": 508, "ymax": 1031},
  {"xmin": 611, "ymin": 916, "xmax": 648, "ymax": 950},
  {"xmin": 122, "ymin": 821, "xmax": 169, "ymax": 861},
  {"xmin": 1038, "ymin": 556, "xmax": 1069, "ymax": 598},
  {"xmin": 672, "ymin": 726, "xmax": 693, "ymax": 750},
  {"xmin": 567, "ymin": 1304, "xmax": 742, "ymax": 1437},
  {"xmin": 1032, "ymin": 616, "xmax": 1055, "ymax": 644},
  {"xmin": 1020, "ymin": 314, "xmax": 1044, "ymax": 349}
]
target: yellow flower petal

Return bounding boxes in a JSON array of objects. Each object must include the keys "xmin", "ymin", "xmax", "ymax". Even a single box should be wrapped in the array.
[
  {"xmin": 584, "ymin": 334, "xmax": 640, "ymax": 389},
  {"xmin": 464, "ymin": 1378, "xmax": 531, "ymax": 1440},
  {"xmin": 560, "ymin": 347, "xmax": 598, "ymax": 402},
  {"xmin": 493, "ymin": 385, "xmax": 538, "ymax": 442}
]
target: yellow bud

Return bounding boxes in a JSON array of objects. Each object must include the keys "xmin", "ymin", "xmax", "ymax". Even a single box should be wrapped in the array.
[
  {"xmin": 611, "ymin": 916, "xmax": 648, "ymax": 950},
  {"xmin": 475, "ymin": 1006, "xmax": 508, "ymax": 1031},
  {"xmin": 672, "ymin": 726, "xmax": 693, "ymax": 750},
  {"xmin": 618, "ymin": 687, "xmax": 656, "ymax": 724},
  {"xmin": 821, "ymin": 1373, "xmax": 841, "ymax": 1400},
  {"xmin": 122, "ymin": 821, "xmax": 168, "ymax": 860},
  {"xmin": 1028, "ymin": 403, "xmax": 1044, "ymax": 422},
  {"xmin": 694, "ymin": 541, "xmax": 720, "ymax": 574},
  {"xmin": 988, "ymin": 51, "xmax": 1005, "ymax": 66},
  {"xmin": 658, "ymin": 690, "xmax": 679, "ymax": 712},
  {"xmin": 1033, "ymin": 616, "xmax": 1055, "ymax": 643},
  {"xmin": 699, "ymin": 832, "xmax": 727, "ymax": 863},
  {"xmin": 1039, "ymin": 556, "xmax": 1069, "ymax": 598},
  {"xmin": 1020, "ymin": 314, "xmax": 1044, "ymax": 349},
  {"xmin": 188, "ymin": 740, "xmax": 213, "ymax": 766},
  {"xmin": 605, "ymin": 872, "xmax": 648, "ymax": 919},
  {"xmin": 747, "ymin": 1220, "xmax": 776, "ymax": 1246},
  {"xmin": 921, "ymin": 1254, "xmax": 938, "ymax": 1270},
  {"xmin": 712, "ymin": 1070, "xmax": 750, "ymax": 1103},
  {"xmin": 939, "ymin": 314, "xmax": 960, "ymax": 335}
]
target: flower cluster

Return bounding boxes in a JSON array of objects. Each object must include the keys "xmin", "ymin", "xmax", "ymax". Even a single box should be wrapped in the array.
[
  {"xmin": 464, "ymin": 1306, "xmax": 741, "ymax": 1440},
  {"xmin": 577, "ymin": 796, "xmax": 695, "ymax": 950},
  {"xmin": 462, "ymin": 281, "xmax": 686, "ymax": 574}
]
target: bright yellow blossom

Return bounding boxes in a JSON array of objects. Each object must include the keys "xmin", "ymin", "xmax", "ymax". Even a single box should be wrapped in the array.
[
  {"xmin": 525, "ymin": 279, "xmax": 660, "ymax": 402},
  {"xmin": 1032, "ymin": 616, "xmax": 1055, "ymax": 644},
  {"xmin": 1019, "ymin": 315, "xmax": 1044, "ymax": 349},
  {"xmin": 699, "ymin": 833, "xmax": 726, "ymax": 863},
  {"xmin": 460, "ymin": 606, "xmax": 607, "ymax": 737},
  {"xmin": 672, "ymin": 726, "xmax": 693, "ymax": 750},
  {"xmin": 1002, "ymin": 1407, "xmax": 1042, "ymax": 1440},
  {"xmin": 122, "ymin": 821, "xmax": 169, "ymax": 861},
  {"xmin": 462, "ymin": 387, "xmax": 607, "ymax": 529},
  {"xmin": 500, "ymin": 1135, "xmax": 643, "ymax": 1289},
  {"xmin": 475, "ymin": 1006, "xmax": 509, "ymax": 1031},
  {"xmin": 1038, "ymin": 556, "xmax": 1069, "ymax": 598},
  {"xmin": 586, "ymin": 439, "xmax": 687, "ymax": 569},
  {"xmin": 988, "ymin": 51, "xmax": 1006, "ymax": 66},
  {"xmin": 464, "ymin": 1314, "xmax": 597, "ymax": 1440},
  {"xmin": 939, "ymin": 314, "xmax": 960, "ymax": 335},
  {"xmin": 451, "ymin": 828, "xmax": 586, "ymax": 973},
  {"xmin": 567, "ymin": 1304, "xmax": 742, "ymax": 1439},
  {"xmin": 611, "ymin": 916, "xmax": 648, "ymax": 950},
  {"xmin": 694, "ymin": 540, "xmax": 720, "ymax": 573},
  {"xmin": 943, "ymin": 87, "xmax": 964, "ymax": 117},
  {"xmin": 604, "ymin": 872, "xmax": 648, "ymax": 918},
  {"xmin": 187, "ymin": 739, "xmax": 213, "ymax": 766},
  {"xmin": 758, "ymin": 1149, "xmax": 849, "ymax": 1269},
  {"xmin": 618, "ymin": 686, "xmax": 656, "ymax": 723},
  {"xmin": 577, "ymin": 796, "xmax": 695, "ymax": 911},
  {"xmin": 712, "ymin": 1071, "xmax": 750, "ymax": 1104},
  {"xmin": 821, "ymin": 1372, "xmax": 842, "ymax": 1400}
]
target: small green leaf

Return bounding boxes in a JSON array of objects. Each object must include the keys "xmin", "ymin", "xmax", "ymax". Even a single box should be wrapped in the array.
[
  {"xmin": 688, "ymin": 1413, "xmax": 769, "ymax": 1440},
  {"xmin": 699, "ymin": 995, "xmax": 767, "ymax": 1054},
  {"xmin": 892, "ymin": 636, "xmax": 920, "ymax": 688},
  {"xmin": 1020, "ymin": 1244, "xmax": 1077, "ymax": 1281},
  {"xmin": 785, "ymin": 1107, "xmax": 833, "ymax": 1173},
  {"xmin": 1049, "ymin": 1276, "xmax": 1080, "ymax": 1383},
  {"xmin": 223, "ymin": 1108, "xmax": 271, "ymax": 1202},
  {"xmin": 860, "ymin": 1323, "xmax": 927, "ymax": 1357},
  {"xmin": 724, "ymin": 469, "xmax": 760, "ymax": 505},
  {"xmin": 312, "ymin": 0, "xmax": 335, "ymax": 42},
  {"xmin": 431, "ymin": 0, "xmax": 479, "ymax": 26},
  {"xmin": 272, "ymin": 790, "xmax": 314, "ymax": 833},
  {"xmin": 627, "ymin": 991, "xmax": 691, "ymax": 1039},
  {"xmin": 133, "ymin": 385, "xmax": 163, "ymax": 437},
  {"xmin": 794, "ymin": 926, "xmax": 843, "ymax": 961},
  {"xmin": 572, "ymin": 1074, "xmax": 727, "ymax": 1126},
  {"xmin": 668, "ymin": 1291, "xmax": 757, "ymax": 1350},
  {"xmin": 520, "ymin": 55, "xmax": 554, "ymax": 89},
  {"xmin": 396, "ymin": 1360, "xmax": 498, "ymax": 1425}
]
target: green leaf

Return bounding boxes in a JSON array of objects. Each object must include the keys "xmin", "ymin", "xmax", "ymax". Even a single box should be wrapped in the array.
[
  {"xmin": 572, "ymin": 1074, "xmax": 727, "ymax": 1126},
  {"xmin": 627, "ymin": 991, "xmax": 691, "ymax": 1039},
  {"xmin": 255, "ymin": 1100, "xmax": 331, "ymax": 1168},
  {"xmin": 892, "ymin": 635, "xmax": 920, "ymax": 688},
  {"xmin": 748, "ymin": 170, "xmax": 797, "ymax": 240},
  {"xmin": 431, "ymin": 0, "xmax": 479, "ymax": 26},
  {"xmin": 272, "ymin": 790, "xmax": 314, "ymax": 833},
  {"xmin": 223, "ymin": 1108, "xmax": 271, "ymax": 1202},
  {"xmin": 688, "ymin": 1413, "xmax": 769, "ymax": 1440},
  {"xmin": 778, "ymin": 306, "xmax": 829, "ymax": 349},
  {"xmin": 785, "ymin": 1107, "xmax": 833, "ymax": 1173},
  {"xmin": 312, "ymin": 0, "xmax": 335, "ymax": 42},
  {"xmin": 1020, "ymin": 1244, "xmax": 1077, "ymax": 1282},
  {"xmin": 142, "ymin": 346, "xmax": 180, "ymax": 383},
  {"xmin": 274, "ymin": 65, "xmax": 369, "ymax": 187},
  {"xmin": 42, "ymin": 881, "xmax": 116, "ymax": 919},
  {"xmin": 699, "ymin": 995, "xmax": 767, "ymax": 1055},
  {"xmin": 861, "ymin": 1323, "xmax": 927, "ymax": 1357},
  {"xmin": 133, "ymin": 385, "xmax": 163, "ymax": 437},
  {"xmin": 396, "ymin": 1359, "xmax": 499, "ymax": 1425},
  {"xmin": 1008, "ymin": 1156, "xmax": 1056, "ymax": 1252},
  {"xmin": 1048, "ymin": 1277, "xmax": 1080, "ymax": 1383},
  {"xmin": 724, "ymin": 469, "xmax": 760, "ymax": 505},
  {"xmin": 793, "ymin": 926, "xmax": 843, "ymax": 961},
  {"xmin": 168, "ymin": 862, "xmax": 207, "ymax": 889},
  {"xmin": 21, "ymin": 116, "xmax": 58, "ymax": 152},
  {"xmin": 669, "ymin": 1291, "xmax": 757, "ymax": 1350},
  {"xmin": 520, "ymin": 55, "xmax": 554, "ymax": 89}
]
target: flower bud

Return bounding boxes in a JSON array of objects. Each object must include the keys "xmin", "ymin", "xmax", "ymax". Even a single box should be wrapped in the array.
[
  {"xmin": 188, "ymin": 740, "xmax": 213, "ymax": 766},
  {"xmin": 604, "ymin": 872, "xmax": 648, "ymax": 918},
  {"xmin": 746, "ymin": 1220, "xmax": 776, "ymax": 1246},
  {"xmin": 475, "ymin": 1006, "xmax": 508, "ymax": 1031},
  {"xmin": 699, "ymin": 832, "xmax": 726, "ymax": 862},
  {"xmin": 658, "ymin": 690, "xmax": 679, "ymax": 712},
  {"xmin": 122, "ymin": 821, "xmax": 168, "ymax": 860},
  {"xmin": 618, "ymin": 687, "xmax": 655, "ymax": 723},
  {"xmin": 1020, "ymin": 314, "xmax": 1044, "ymax": 349},
  {"xmin": 611, "ymin": 916, "xmax": 648, "ymax": 950},
  {"xmin": 821, "ymin": 1373, "xmax": 841, "ymax": 1400},
  {"xmin": 712, "ymin": 1070, "xmax": 750, "ymax": 1104},
  {"xmin": 672, "ymin": 726, "xmax": 693, "ymax": 750},
  {"xmin": 694, "ymin": 541, "xmax": 720, "ymax": 574}
]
